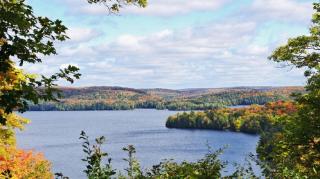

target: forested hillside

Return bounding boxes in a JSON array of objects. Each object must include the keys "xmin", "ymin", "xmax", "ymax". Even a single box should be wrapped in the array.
[
  {"xmin": 166, "ymin": 101, "xmax": 297, "ymax": 134},
  {"xmin": 29, "ymin": 86, "xmax": 304, "ymax": 111}
]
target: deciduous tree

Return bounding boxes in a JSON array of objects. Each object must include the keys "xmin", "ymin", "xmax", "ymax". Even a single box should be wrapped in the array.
[{"xmin": 258, "ymin": 2, "xmax": 320, "ymax": 178}]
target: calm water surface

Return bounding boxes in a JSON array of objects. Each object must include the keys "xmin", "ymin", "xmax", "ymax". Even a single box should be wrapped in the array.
[{"xmin": 17, "ymin": 110, "xmax": 259, "ymax": 178}]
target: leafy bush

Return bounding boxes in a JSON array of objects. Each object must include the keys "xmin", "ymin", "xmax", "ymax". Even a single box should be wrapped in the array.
[
  {"xmin": 78, "ymin": 131, "xmax": 260, "ymax": 179},
  {"xmin": 79, "ymin": 131, "xmax": 116, "ymax": 179}
]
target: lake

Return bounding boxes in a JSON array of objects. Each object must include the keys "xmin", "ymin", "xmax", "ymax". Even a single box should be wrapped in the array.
[{"xmin": 16, "ymin": 109, "xmax": 260, "ymax": 178}]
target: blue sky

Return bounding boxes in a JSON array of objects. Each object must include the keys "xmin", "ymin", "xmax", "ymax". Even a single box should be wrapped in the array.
[{"xmin": 26, "ymin": 0, "xmax": 315, "ymax": 89}]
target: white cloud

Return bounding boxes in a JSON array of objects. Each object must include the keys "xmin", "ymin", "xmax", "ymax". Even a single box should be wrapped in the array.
[
  {"xmin": 124, "ymin": 0, "xmax": 230, "ymax": 16},
  {"xmin": 66, "ymin": 27, "xmax": 102, "ymax": 42},
  {"xmin": 116, "ymin": 35, "xmax": 141, "ymax": 47},
  {"xmin": 23, "ymin": 0, "xmax": 310, "ymax": 88},
  {"xmin": 63, "ymin": 0, "xmax": 230, "ymax": 16},
  {"xmin": 61, "ymin": 0, "xmax": 313, "ymax": 21},
  {"xmin": 249, "ymin": 0, "xmax": 313, "ymax": 22},
  {"xmin": 38, "ymin": 19, "xmax": 305, "ymax": 88},
  {"xmin": 59, "ymin": 44, "xmax": 96, "ymax": 57}
]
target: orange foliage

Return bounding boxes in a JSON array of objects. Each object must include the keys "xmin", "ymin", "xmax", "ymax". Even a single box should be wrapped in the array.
[
  {"xmin": 221, "ymin": 101, "xmax": 297, "ymax": 117},
  {"xmin": 0, "ymin": 146, "xmax": 53, "ymax": 179},
  {"xmin": 166, "ymin": 100, "xmax": 298, "ymax": 134}
]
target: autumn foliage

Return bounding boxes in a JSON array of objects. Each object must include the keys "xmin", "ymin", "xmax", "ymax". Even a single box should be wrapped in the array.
[
  {"xmin": 0, "ymin": 146, "xmax": 53, "ymax": 179},
  {"xmin": 0, "ymin": 58, "xmax": 53, "ymax": 178},
  {"xmin": 166, "ymin": 101, "xmax": 297, "ymax": 134}
]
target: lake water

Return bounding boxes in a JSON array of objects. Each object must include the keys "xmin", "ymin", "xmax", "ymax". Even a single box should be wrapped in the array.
[{"xmin": 16, "ymin": 109, "xmax": 260, "ymax": 178}]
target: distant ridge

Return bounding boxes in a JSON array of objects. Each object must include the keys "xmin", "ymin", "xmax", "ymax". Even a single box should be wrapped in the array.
[{"xmin": 29, "ymin": 86, "xmax": 305, "ymax": 111}]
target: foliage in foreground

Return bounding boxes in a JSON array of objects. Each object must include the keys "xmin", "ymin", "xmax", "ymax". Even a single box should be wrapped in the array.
[
  {"xmin": 164, "ymin": 2, "xmax": 320, "ymax": 178},
  {"xmin": 0, "ymin": 0, "xmax": 79, "ymax": 177},
  {"xmin": 0, "ymin": 0, "xmax": 146, "ymax": 178},
  {"xmin": 78, "ymin": 131, "xmax": 259, "ymax": 179},
  {"xmin": 0, "ymin": 146, "xmax": 53, "ymax": 179},
  {"xmin": 256, "ymin": 2, "xmax": 320, "ymax": 178}
]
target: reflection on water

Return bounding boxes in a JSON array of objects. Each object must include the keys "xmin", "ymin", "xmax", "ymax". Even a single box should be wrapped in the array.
[{"xmin": 17, "ymin": 109, "xmax": 260, "ymax": 178}]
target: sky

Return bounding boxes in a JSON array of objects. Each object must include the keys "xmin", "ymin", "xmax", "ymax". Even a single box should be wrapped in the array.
[{"xmin": 25, "ymin": 0, "xmax": 315, "ymax": 89}]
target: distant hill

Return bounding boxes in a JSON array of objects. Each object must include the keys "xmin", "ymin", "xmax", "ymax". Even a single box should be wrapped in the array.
[{"xmin": 29, "ymin": 86, "xmax": 305, "ymax": 111}]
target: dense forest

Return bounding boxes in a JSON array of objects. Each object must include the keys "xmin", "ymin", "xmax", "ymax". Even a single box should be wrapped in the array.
[
  {"xmin": 166, "ymin": 101, "xmax": 297, "ymax": 134},
  {"xmin": 29, "ymin": 86, "xmax": 304, "ymax": 111}
]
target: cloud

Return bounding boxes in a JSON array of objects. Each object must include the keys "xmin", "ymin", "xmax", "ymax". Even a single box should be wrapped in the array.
[
  {"xmin": 248, "ymin": 0, "xmax": 313, "ymax": 22},
  {"xmin": 66, "ymin": 27, "xmax": 102, "ymax": 43},
  {"xmin": 61, "ymin": 0, "xmax": 313, "ymax": 21},
  {"xmin": 123, "ymin": 0, "xmax": 230, "ymax": 16},
  {"xmin": 101, "ymin": 22, "xmax": 257, "ymax": 61},
  {"xmin": 38, "ymin": 19, "xmax": 305, "ymax": 88},
  {"xmin": 62, "ymin": 0, "xmax": 230, "ymax": 16},
  {"xmin": 24, "ymin": 0, "xmax": 311, "ymax": 88}
]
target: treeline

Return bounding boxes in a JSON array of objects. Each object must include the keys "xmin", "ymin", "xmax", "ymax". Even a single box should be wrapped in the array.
[
  {"xmin": 166, "ymin": 101, "xmax": 297, "ymax": 134},
  {"xmin": 28, "ymin": 87, "xmax": 304, "ymax": 111},
  {"xmin": 28, "ymin": 101, "xmax": 224, "ymax": 111}
]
